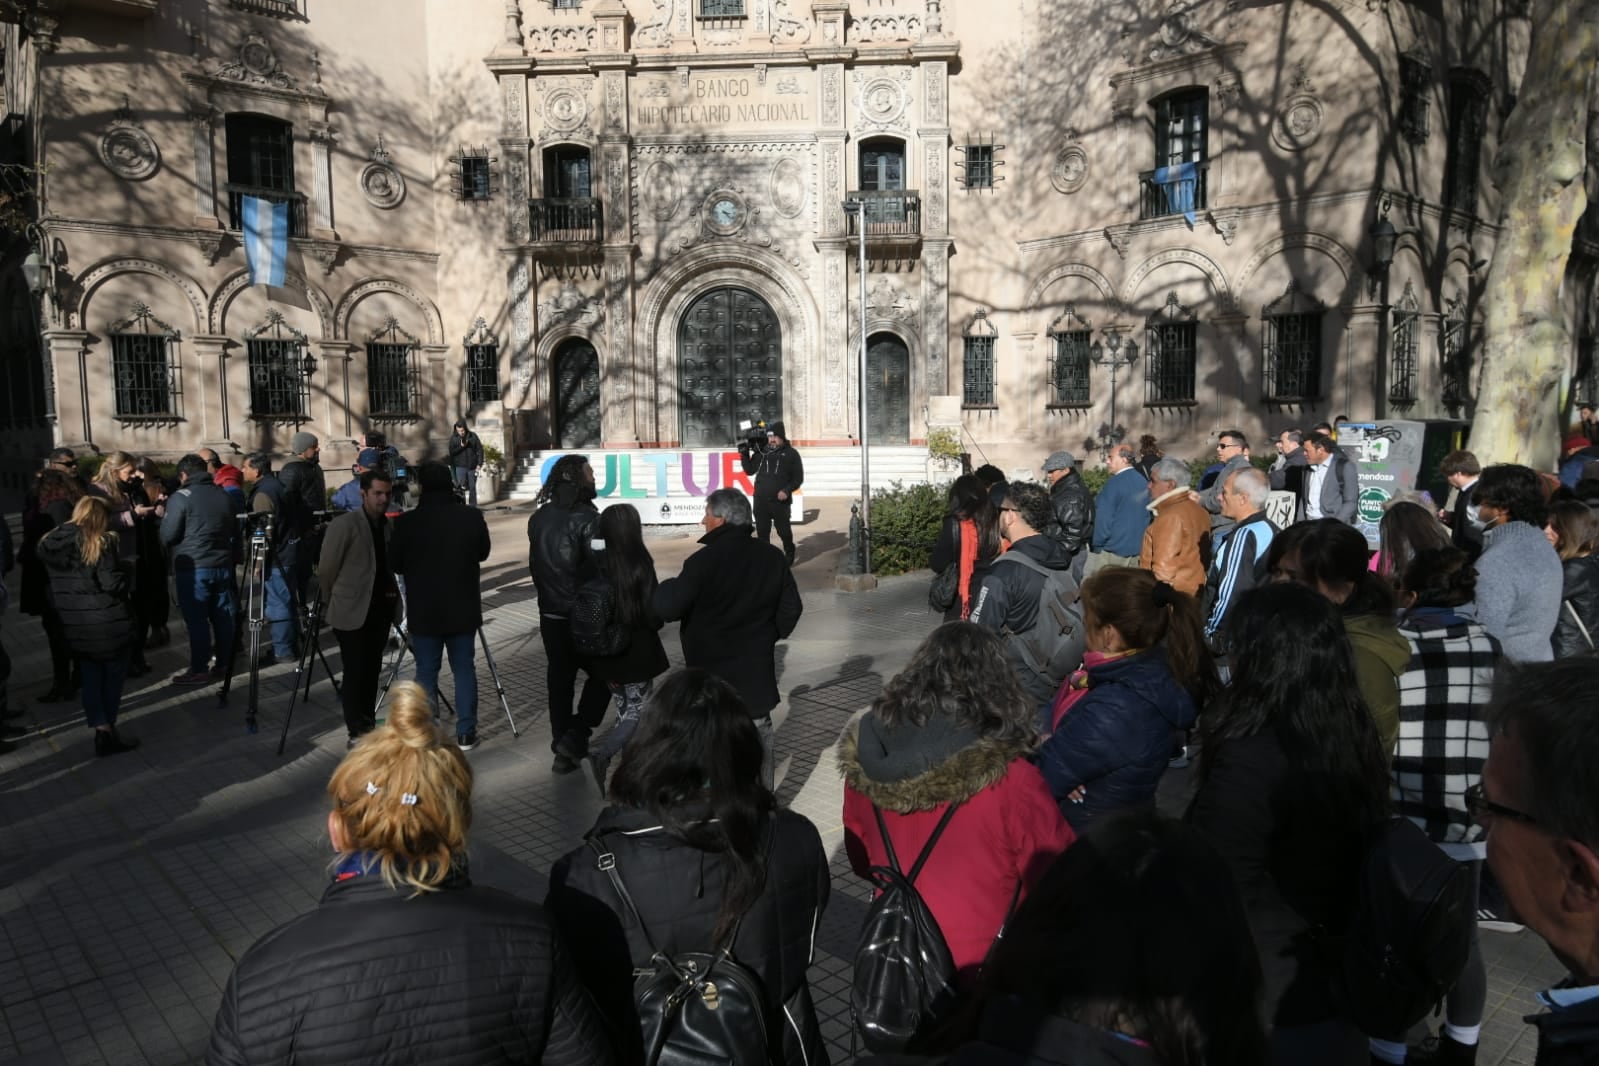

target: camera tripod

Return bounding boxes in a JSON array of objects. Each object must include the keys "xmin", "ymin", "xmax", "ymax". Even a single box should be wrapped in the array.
[
  {"xmin": 220, "ymin": 516, "xmax": 277, "ymax": 733},
  {"xmin": 275, "ymin": 592, "xmax": 345, "ymax": 756},
  {"xmin": 373, "ymin": 623, "xmax": 520, "ymax": 739}
]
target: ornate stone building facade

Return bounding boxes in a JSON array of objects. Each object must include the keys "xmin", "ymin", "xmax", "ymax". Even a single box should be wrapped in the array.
[{"xmin": 0, "ymin": 0, "xmax": 1590, "ymax": 496}]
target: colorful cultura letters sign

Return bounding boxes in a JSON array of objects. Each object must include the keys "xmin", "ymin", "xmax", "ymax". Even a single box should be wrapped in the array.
[{"xmin": 531, "ymin": 450, "xmax": 806, "ymax": 525}]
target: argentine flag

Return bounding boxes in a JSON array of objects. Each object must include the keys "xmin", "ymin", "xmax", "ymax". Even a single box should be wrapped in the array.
[{"xmin": 242, "ymin": 195, "xmax": 289, "ymax": 288}]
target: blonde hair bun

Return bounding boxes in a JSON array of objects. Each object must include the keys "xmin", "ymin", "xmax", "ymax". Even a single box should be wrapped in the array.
[{"xmin": 384, "ymin": 682, "xmax": 443, "ymax": 750}]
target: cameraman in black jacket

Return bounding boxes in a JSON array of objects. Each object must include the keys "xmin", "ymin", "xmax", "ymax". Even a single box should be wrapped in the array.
[{"xmin": 739, "ymin": 420, "xmax": 804, "ymax": 566}]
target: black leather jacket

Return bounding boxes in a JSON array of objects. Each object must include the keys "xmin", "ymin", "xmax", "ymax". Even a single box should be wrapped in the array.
[
  {"xmin": 1554, "ymin": 554, "xmax": 1599, "ymax": 658},
  {"xmin": 527, "ymin": 485, "xmax": 599, "ymax": 618},
  {"xmin": 1047, "ymin": 471, "xmax": 1095, "ymax": 559},
  {"xmin": 278, "ymin": 457, "xmax": 326, "ymax": 525},
  {"xmin": 741, "ymin": 443, "xmax": 804, "ymax": 501}
]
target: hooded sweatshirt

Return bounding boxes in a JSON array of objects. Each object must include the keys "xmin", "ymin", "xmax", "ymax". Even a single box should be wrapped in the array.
[{"xmin": 1344, "ymin": 613, "xmax": 1412, "ymax": 758}]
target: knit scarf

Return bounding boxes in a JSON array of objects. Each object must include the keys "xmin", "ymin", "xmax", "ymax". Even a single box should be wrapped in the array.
[{"xmin": 957, "ymin": 517, "xmax": 979, "ymax": 620}]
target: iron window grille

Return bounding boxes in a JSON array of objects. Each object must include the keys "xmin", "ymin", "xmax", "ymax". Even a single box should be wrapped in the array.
[
  {"xmin": 109, "ymin": 303, "xmax": 183, "ymax": 420},
  {"xmin": 1399, "ymin": 51, "xmax": 1432, "ymax": 144},
  {"xmin": 463, "ymin": 319, "xmax": 501, "ymax": 404},
  {"xmin": 452, "ymin": 148, "xmax": 497, "ymax": 202},
  {"xmin": 366, "ymin": 318, "xmax": 421, "ymax": 418},
  {"xmin": 699, "ymin": 0, "xmax": 745, "ymax": 16},
  {"xmin": 1575, "ymin": 337, "xmax": 1599, "ymax": 407},
  {"xmin": 963, "ymin": 309, "xmax": 999, "ymax": 407},
  {"xmin": 552, "ymin": 0, "xmax": 582, "ymax": 7},
  {"xmin": 245, "ymin": 309, "xmax": 311, "ymax": 421},
  {"xmin": 227, "ymin": 0, "xmax": 303, "ymax": 15},
  {"xmin": 956, "ymin": 135, "xmax": 1004, "ymax": 192},
  {"xmin": 1390, "ymin": 282, "xmax": 1421, "ymax": 406},
  {"xmin": 1444, "ymin": 72, "xmax": 1490, "ymax": 215},
  {"xmin": 1439, "ymin": 289, "xmax": 1471, "ymax": 407},
  {"xmin": 224, "ymin": 112, "xmax": 307, "ymax": 238},
  {"xmin": 1046, "ymin": 307, "xmax": 1092, "ymax": 407},
  {"xmin": 1143, "ymin": 293, "xmax": 1198, "ymax": 405},
  {"xmin": 1261, "ymin": 282, "xmax": 1324, "ymax": 402}
]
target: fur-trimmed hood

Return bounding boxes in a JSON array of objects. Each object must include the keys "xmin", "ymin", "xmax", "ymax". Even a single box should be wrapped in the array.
[{"xmin": 837, "ymin": 720, "xmax": 1032, "ymax": 814}]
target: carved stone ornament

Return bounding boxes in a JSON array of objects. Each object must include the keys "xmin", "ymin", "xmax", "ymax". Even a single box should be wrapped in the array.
[
  {"xmin": 99, "ymin": 101, "xmax": 161, "ymax": 182},
  {"xmin": 306, "ymin": 240, "xmax": 341, "ymax": 277},
  {"xmin": 1272, "ymin": 64, "xmax": 1323, "ymax": 152},
  {"xmin": 1145, "ymin": 1, "xmax": 1221, "ymax": 62},
  {"xmin": 866, "ymin": 276, "xmax": 918, "ymax": 322},
  {"xmin": 854, "ymin": 70, "xmax": 913, "ymax": 133},
  {"xmin": 212, "ymin": 32, "xmax": 298, "ymax": 90},
  {"xmin": 636, "ymin": 0, "xmax": 673, "ymax": 47},
  {"xmin": 359, "ymin": 135, "xmax": 406, "ymax": 210},
  {"xmin": 1104, "ymin": 225, "xmax": 1131, "ymax": 260},
  {"xmin": 193, "ymin": 229, "xmax": 227, "ymax": 267},
  {"xmin": 640, "ymin": 160, "xmax": 683, "ymax": 221},
  {"xmin": 1051, "ymin": 144, "xmax": 1089, "ymax": 195},
  {"xmin": 539, "ymin": 281, "xmax": 603, "ymax": 328},
  {"xmin": 528, "ymin": 24, "xmax": 597, "ymax": 53},
  {"xmin": 769, "ymin": 157, "xmax": 808, "ymax": 218},
  {"xmin": 771, "ymin": 0, "xmax": 811, "ymax": 44},
  {"xmin": 852, "ymin": 11, "xmax": 923, "ymax": 43},
  {"xmin": 541, "ymin": 86, "xmax": 590, "ymax": 133}
]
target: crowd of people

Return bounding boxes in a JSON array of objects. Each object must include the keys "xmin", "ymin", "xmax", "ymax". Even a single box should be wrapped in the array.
[{"xmin": 5, "ymin": 412, "xmax": 1599, "ymax": 1066}]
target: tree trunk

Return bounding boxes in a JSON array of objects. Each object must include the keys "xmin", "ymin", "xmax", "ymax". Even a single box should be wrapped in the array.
[{"xmin": 1471, "ymin": 0, "xmax": 1597, "ymax": 470}]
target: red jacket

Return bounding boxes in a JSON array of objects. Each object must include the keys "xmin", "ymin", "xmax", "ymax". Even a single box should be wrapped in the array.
[{"xmin": 839, "ymin": 722, "xmax": 1075, "ymax": 980}]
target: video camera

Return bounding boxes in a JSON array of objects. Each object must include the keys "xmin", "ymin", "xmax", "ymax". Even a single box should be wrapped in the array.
[
  {"xmin": 736, "ymin": 418, "xmax": 770, "ymax": 455},
  {"xmin": 235, "ymin": 510, "xmax": 275, "ymax": 547}
]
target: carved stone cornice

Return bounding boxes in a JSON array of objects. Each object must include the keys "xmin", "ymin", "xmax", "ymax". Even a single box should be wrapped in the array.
[{"xmin": 1109, "ymin": 41, "xmax": 1247, "ymax": 88}]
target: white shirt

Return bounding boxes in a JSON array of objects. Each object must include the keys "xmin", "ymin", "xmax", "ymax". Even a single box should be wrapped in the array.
[{"xmin": 1306, "ymin": 458, "xmax": 1331, "ymax": 520}]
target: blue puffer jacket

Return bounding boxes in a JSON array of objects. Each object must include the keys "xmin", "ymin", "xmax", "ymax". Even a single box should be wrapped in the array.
[{"xmin": 1034, "ymin": 649, "xmax": 1196, "ymax": 830}]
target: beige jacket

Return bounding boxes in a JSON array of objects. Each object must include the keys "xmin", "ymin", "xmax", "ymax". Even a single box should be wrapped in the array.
[{"xmin": 317, "ymin": 509, "xmax": 402, "ymax": 631}]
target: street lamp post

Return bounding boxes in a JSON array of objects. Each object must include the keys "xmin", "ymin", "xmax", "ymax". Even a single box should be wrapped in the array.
[
  {"xmin": 1088, "ymin": 333, "xmax": 1139, "ymax": 461},
  {"xmin": 842, "ymin": 198, "xmax": 871, "ymax": 574}
]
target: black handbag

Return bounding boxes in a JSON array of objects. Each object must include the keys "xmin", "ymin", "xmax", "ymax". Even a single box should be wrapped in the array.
[
  {"xmin": 928, "ymin": 520, "xmax": 962, "ymax": 612},
  {"xmin": 587, "ymin": 837, "xmax": 773, "ymax": 1066}
]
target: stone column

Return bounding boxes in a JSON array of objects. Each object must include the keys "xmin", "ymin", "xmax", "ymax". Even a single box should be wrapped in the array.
[
  {"xmin": 923, "ymin": 240, "xmax": 952, "ymax": 398},
  {"xmin": 818, "ymin": 238, "xmax": 850, "ymax": 438},
  {"xmin": 313, "ymin": 341, "xmax": 356, "ymax": 440},
  {"xmin": 307, "ymin": 121, "xmax": 337, "ymax": 238},
  {"xmin": 188, "ymin": 334, "xmax": 233, "ymax": 444},
  {"xmin": 1209, "ymin": 311, "xmax": 1250, "ymax": 431},
  {"xmin": 42, "ymin": 329, "xmax": 90, "ymax": 448},
  {"xmin": 189, "ymin": 107, "xmax": 220, "ymax": 227},
  {"xmin": 500, "ymin": 74, "xmax": 531, "ymax": 244},
  {"xmin": 423, "ymin": 345, "xmax": 450, "ymax": 425}
]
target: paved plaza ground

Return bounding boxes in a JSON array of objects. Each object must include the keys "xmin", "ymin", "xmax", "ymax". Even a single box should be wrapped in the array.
[{"xmin": 0, "ymin": 498, "xmax": 1571, "ymax": 1065}]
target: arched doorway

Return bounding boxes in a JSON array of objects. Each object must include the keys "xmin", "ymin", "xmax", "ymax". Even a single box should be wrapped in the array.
[
  {"xmin": 677, "ymin": 286, "xmax": 782, "ymax": 448},
  {"xmin": 553, "ymin": 338, "xmax": 601, "ymax": 448},
  {"xmin": 866, "ymin": 332, "xmax": 910, "ymax": 444}
]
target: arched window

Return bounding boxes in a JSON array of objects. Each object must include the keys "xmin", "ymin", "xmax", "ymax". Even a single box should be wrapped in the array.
[
  {"xmin": 1261, "ymin": 282, "xmax": 1324, "ymax": 403},
  {"xmin": 1144, "ymin": 293, "xmax": 1198, "ymax": 405},
  {"xmin": 1389, "ymin": 282, "xmax": 1421, "ymax": 407},
  {"xmin": 857, "ymin": 136, "xmax": 910, "ymax": 227},
  {"xmin": 1046, "ymin": 307, "xmax": 1092, "ymax": 407},
  {"xmin": 962, "ymin": 308, "xmax": 998, "ymax": 408}
]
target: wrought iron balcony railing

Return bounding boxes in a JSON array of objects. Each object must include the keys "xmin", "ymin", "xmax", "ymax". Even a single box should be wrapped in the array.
[
  {"xmin": 225, "ymin": 185, "xmax": 309, "ymax": 239},
  {"xmin": 1138, "ymin": 162, "xmax": 1208, "ymax": 221},
  {"xmin": 845, "ymin": 190, "xmax": 923, "ymax": 238},
  {"xmin": 529, "ymin": 197, "xmax": 603, "ymax": 243}
]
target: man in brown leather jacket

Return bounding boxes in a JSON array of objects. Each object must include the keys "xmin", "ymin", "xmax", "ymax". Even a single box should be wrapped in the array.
[{"xmin": 1139, "ymin": 455, "xmax": 1210, "ymax": 597}]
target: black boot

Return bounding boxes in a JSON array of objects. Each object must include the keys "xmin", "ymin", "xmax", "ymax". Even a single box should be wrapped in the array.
[{"xmin": 94, "ymin": 727, "xmax": 140, "ymax": 758}]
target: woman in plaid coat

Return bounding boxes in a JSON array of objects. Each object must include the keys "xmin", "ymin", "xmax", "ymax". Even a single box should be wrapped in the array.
[{"xmin": 1380, "ymin": 546, "xmax": 1500, "ymax": 1066}]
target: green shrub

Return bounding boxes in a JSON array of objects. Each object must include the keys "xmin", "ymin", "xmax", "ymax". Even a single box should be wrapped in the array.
[
  {"xmin": 1080, "ymin": 465, "xmax": 1110, "ymax": 496},
  {"xmin": 76, "ymin": 455, "xmax": 106, "ymax": 481},
  {"xmin": 869, "ymin": 480, "xmax": 946, "ymax": 576},
  {"xmin": 482, "ymin": 443, "xmax": 504, "ymax": 469}
]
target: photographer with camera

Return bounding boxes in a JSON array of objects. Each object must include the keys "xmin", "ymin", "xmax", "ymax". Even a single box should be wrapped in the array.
[
  {"xmin": 738, "ymin": 420, "xmax": 804, "ymax": 566},
  {"xmin": 361, "ymin": 430, "xmax": 409, "ymax": 512},
  {"xmin": 242, "ymin": 454, "xmax": 304, "ymax": 664}
]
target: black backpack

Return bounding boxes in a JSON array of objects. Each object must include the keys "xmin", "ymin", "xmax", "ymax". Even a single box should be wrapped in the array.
[
  {"xmin": 991, "ymin": 553, "xmax": 1084, "ymax": 691},
  {"xmin": 571, "ymin": 575, "xmax": 631, "ymax": 657},
  {"xmin": 851, "ymin": 802, "xmax": 962, "ymax": 1054},
  {"xmin": 1334, "ymin": 817, "xmax": 1474, "ymax": 1035},
  {"xmin": 586, "ymin": 837, "xmax": 772, "ymax": 1066}
]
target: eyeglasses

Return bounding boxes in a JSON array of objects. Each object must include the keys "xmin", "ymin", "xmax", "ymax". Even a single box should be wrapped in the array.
[
  {"xmin": 1464, "ymin": 782, "xmax": 1539, "ymax": 827},
  {"xmin": 1217, "ymin": 441, "xmax": 1241, "ymax": 452}
]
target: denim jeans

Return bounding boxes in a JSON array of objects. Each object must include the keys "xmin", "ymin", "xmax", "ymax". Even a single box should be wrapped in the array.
[
  {"xmin": 174, "ymin": 566, "xmax": 238, "ymax": 674},
  {"xmin": 412, "ymin": 631, "xmax": 478, "ymax": 738},
  {"xmin": 453, "ymin": 466, "xmax": 478, "ymax": 507},
  {"xmin": 265, "ymin": 559, "xmax": 300, "ymax": 658},
  {"xmin": 80, "ymin": 650, "xmax": 131, "ymax": 729}
]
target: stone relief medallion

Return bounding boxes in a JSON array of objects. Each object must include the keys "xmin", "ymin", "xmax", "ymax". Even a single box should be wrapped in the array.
[
  {"xmin": 1273, "ymin": 94, "xmax": 1324, "ymax": 151},
  {"xmin": 359, "ymin": 161, "xmax": 406, "ymax": 209},
  {"xmin": 769, "ymin": 157, "xmax": 807, "ymax": 218},
  {"xmin": 240, "ymin": 35, "xmax": 278, "ymax": 78},
  {"xmin": 641, "ymin": 160, "xmax": 682, "ymax": 220},
  {"xmin": 99, "ymin": 125, "xmax": 160, "ymax": 181},
  {"xmin": 857, "ymin": 73, "xmax": 911, "ymax": 129},
  {"xmin": 543, "ymin": 87, "xmax": 589, "ymax": 133},
  {"xmin": 1051, "ymin": 144, "xmax": 1089, "ymax": 194}
]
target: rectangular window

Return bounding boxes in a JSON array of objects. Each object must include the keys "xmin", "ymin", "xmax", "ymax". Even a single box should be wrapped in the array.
[
  {"xmin": 957, "ymin": 138, "xmax": 1003, "ymax": 192},
  {"xmin": 111, "ymin": 334, "xmax": 181, "ymax": 418},
  {"xmin": 1399, "ymin": 53, "xmax": 1432, "ymax": 144},
  {"xmin": 1049, "ymin": 330, "xmax": 1091, "ymax": 406},
  {"xmin": 1440, "ymin": 302, "xmax": 1470, "ymax": 407},
  {"xmin": 699, "ymin": 0, "xmax": 745, "ymax": 16},
  {"xmin": 1390, "ymin": 308, "xmax": 1420, "ymax": 406},
  {"xmin": 466, "ymin": 343, "xmax": 500, "ymax": 404},
  {"xmin": 546, "ymin": 147, "xmax": 592, "ymax": 199},
  {"xmin": 1144, "ymin": 322, "xmax": 1198, "ymax": 405},
  {"xmin": 224, "ymin": 113, "xmax": 307, "ymax": 237},
  {"xmin": 552, "ymin": 0, "xmax": 582, "ymax": 7},
  {"xmin": 1444, "ymin": 76, "xmax": 1489, "ymax": 215},
  {"xmin": 1142, "ymin": 90, "xmax": 1209, "ymax": 220},
  {"xmin": 460, "ymin": 156, "xmax": 492, "ymax": 201},
  {"xmin": 1263, "ymin": 313, "xmax": 1323, "ymax": 402},
  {"xmin": 247, "ymin": 338, "xmax": 308, "ymax": 419},
  {"xmin": 367, "ymin": 343, "xmax": 418, "ymax": 417},
  {"xmin": 963, "ymin": 336, "xmax": 996, "ymax": 407}
]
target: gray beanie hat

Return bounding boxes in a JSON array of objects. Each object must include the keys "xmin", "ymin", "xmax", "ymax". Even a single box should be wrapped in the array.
[{"xmin": 289, "ymin": 431, "xmax": 318, "ymax": 454}]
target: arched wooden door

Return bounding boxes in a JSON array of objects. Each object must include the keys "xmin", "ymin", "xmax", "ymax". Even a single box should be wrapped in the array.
[
  {"xmin": 678, "ymin": 286, "xmax": 782, "ymax": 448},
  {"xmin": 553, "ymin": 338, "xmax": 601, "ymax": 448},
  {"xmin": 866, "ymin": 332, "xmax": 910, "ymax": 444}
]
